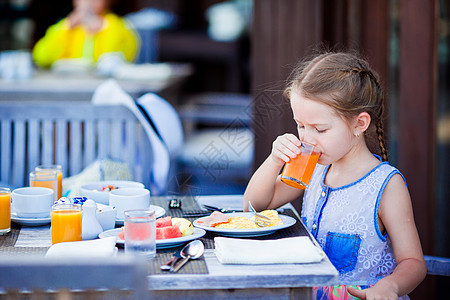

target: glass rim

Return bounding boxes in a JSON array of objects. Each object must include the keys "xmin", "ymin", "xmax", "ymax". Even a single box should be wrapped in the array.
[
  {"xmin": 124, "ymin": 209, "xmax": 155, "ymax": 218},
  {"xmin": 51, "ymin": 203, "xmax": 82, "ymax": 210},
  {"xmin": 35, "ymin": 164, "xmax": 62, "ymax": 171},
  {"xmin": 0, "ymin": 187, "xmax": 11, "ymax": 193},
  {"xmin": 300, "ymin": 141, "xmax": 321, "ymax": 153},
  {"xmin": 30, "ymin": 170, "xmax": 58, "ymax": 178}
]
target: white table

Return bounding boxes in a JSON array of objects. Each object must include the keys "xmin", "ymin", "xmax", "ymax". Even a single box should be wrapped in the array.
[
  {"xmin": 149, "ymin": 195, "xmax": 339, "ymax": 299},
  {"xmin": 0, "ymin": 64, "xmax": 193, "ymax": 103},
  {"xmin": 3, "ymin": 195, "xmax": 339, "ymax": 299}
]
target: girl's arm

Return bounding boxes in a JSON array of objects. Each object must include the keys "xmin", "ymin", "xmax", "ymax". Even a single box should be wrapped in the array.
[
  {"xmin": 349, "ymin": 173, "xmax": 427, "ymax": 299},
  {"xmin": 243, "ymin": 134, "xmax": 304, "ymax": 211}
]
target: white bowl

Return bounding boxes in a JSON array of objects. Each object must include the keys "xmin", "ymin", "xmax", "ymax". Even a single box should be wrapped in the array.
[
  {"xmin": 80, "ymin": 180, "xmax": 145, "ymax": 205},
  {"xmin": 96, "ymin": 204, "xmax": 117, "ymax": 231}
]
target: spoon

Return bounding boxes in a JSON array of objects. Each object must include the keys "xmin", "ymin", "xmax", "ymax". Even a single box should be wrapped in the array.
[{"xmin": 170, "ymin": 240, "xmax": 204, "ymax": 273}]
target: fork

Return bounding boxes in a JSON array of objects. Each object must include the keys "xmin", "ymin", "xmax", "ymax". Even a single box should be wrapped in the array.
[
  {"xmin": 202, "ymin": 204, "xmax": 240, "ymax": 213},
  {"xmin": 248, "ymin": 201, "xmax": 271, "ymax": 227}
]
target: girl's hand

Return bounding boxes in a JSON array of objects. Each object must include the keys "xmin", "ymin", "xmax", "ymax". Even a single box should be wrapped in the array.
[
  {"xmin": 270, "ymin": 134, "xmax": 301, "ymax": 165},
  {"xmin": 348, "ymin": 283, "xmax": 399, "ymax": 300}
]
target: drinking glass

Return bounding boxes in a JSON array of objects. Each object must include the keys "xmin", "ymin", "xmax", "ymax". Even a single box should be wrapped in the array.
[
  {"xmin": 30, "ymin": 170, "xmax": 57, "ymax": 201},
  {"xmin": 124, "ymin": 209, "xmax": 156, "ymax": 258},
  {"xmin": 0, "ymin": 188, "xmax": 11, "ymax": 235},
  {"xmin": 35, "ymin": 165, "xmax": 63, "ymax": 199},
  {"xmin": 280, "ymin": 141, "xmax": 320, "ymax": 189},
  {"xmin": 51, "ymin": 203, "xmax": 82, "ymax": 244}
]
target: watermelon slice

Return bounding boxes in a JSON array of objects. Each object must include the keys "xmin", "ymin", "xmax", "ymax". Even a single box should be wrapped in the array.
[
  {"xmin": 156, "ymin": 225, "xmax": 181, "ymax": 240},
  {"xmin": 125, "ymin": 222, "xmax": 152, "ymax": 240},
  {"xmin": 156, "ymin": 216, "xmax": 172, "ymax": 228},
  {"xmin": 117, "ymin": 228, "xmax": 125, "ymax": 240}
]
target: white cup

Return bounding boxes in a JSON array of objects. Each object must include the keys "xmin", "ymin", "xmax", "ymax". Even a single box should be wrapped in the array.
[
  {"xmin": 12, "ymin": 187, "xmax": 54, "ymax": 218},
  {"xmin": 109, "ymin": 188, "xmax": 150, "ymax": 220}
]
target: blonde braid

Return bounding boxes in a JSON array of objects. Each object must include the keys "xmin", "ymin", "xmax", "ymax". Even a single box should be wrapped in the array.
[{"xmin": 375, "ymin": 113, "xmax": 388, "ymax": 161}]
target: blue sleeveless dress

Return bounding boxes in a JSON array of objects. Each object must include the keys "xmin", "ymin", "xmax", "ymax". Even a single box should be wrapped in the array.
[{"xmin": 301, "ymin": 159, "xmax": 411, "ymax": 299}]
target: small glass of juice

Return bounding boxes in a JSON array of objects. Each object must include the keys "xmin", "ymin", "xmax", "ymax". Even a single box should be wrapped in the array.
[
  {"xmin": 51, "ymin": 203, "xmax": 82, "ymax": 244},
  {"xmin": 35, "ymin": 165, "xmax": 63, "ymax": 200},
  {"xmin": 280, "ymin": 141, "xmax": 320, "ymax": 189},
  {"xmin": 30, "ymin": 170, "xmax": 57, "ymax": 202},
  {"xmin": 124, "ymin": 209, "xmax": 156, "ymax": 258},
  {"xmin": 0, "ymin": 188, "xmax": 11, "ymax": 235}
]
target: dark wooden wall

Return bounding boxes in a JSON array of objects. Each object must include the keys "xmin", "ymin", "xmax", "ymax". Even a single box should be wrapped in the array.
[
  {"xmin": 251, "ymin": 0, "xmax": 323, "ymax": 171},
  {"xmin": 398, "ymin": 0, "xmax": 438, "ymax": 297},
  {"xmin": 251, "ymin": 0, "xmax": 436, "ymax": 297},
  {"xmin": 251, "ymin": 0, "xmax": 389, "ymax": 207}
]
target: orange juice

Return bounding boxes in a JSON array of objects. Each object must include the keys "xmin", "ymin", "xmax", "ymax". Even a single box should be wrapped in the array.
[
  {"xmin": 36, "ymin": 165, "xmax": 63, "ymax": 199},
  {"xmin": 30, "ymin": 179, "xmax": 56, "ymax": 190},
  {"xmin": 51, "ymin": 206, "xmax": 82, "ymax": 244},
  {"xmin": 30, "ymin": 170, "xmax": 57, "ymax": 201},
  {"xmin": 281, "ymin": 142, "xmax": 320, "ymax": 189},
  {"xmin": 56, "ymin": 171, "xmax": 63, "ymax": 199},
  {"xmin": 0, "ymin": 188, "xmax": 11, "ymax": 235}
]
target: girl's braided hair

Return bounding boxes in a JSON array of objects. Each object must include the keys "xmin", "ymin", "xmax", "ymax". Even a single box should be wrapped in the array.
[{"xmin": 284, "ymin": 51, "xmax": 388, "ymax": 161}]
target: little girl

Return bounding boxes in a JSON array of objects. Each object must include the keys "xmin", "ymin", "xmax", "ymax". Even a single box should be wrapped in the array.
[{"xmin": 243, "ymin": 52, "xmax": 426, "ymax": 299}]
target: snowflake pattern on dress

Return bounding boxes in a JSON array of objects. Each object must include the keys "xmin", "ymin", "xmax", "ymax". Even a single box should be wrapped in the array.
[
  {"xmin": 356, "ymin": 169, "xmax": 385, "ymax": 195},
  {"xmin": 339, "ymin": 212, "xmax": 368, "ymax": 239},
  {"xmin": 375, "ymin": 243, "xmax": 396, "ymax": 276},
  {"xmin": 359, "ymin": 245, "xmax": 382, "ymax": 269}
]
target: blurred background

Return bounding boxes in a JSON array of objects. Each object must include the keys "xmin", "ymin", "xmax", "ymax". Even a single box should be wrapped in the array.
[{"xmin": 0, "ymin": 0, "xmax": 448, "ymax": 298}]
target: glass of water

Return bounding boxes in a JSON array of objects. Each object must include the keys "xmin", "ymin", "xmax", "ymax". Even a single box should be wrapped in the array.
[{"xmin": 124, "ymin": 209, "xmax": 156, "ymax": 258}]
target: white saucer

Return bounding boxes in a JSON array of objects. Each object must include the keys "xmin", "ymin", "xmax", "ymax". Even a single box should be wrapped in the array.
[
  {"xmin": 11, "ymin": 212, "xmax": 51, "ymax": 226},
  {"xmin": 115, "ymin": 205, "xmax": 166, "ymax": 225}
]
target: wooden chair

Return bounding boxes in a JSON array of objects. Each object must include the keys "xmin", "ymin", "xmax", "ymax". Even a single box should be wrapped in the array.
[
  {"xmin": 0, "ymin": 101, "xmax": 153, "ymax": 190},
  {"xmin": 176, "ymin": 92, "xmax": 254, "ymax": 194},
  {"xmin": 0, "ymin": 255, "xmax": 149, "ymax": 299}
]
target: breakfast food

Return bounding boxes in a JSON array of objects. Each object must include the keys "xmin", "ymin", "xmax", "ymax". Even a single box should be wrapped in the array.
[
  {"xmin": 249, "ymin": 210, "xmax": 283, "ymax": 227},
  {"xmin": 156, "ymin": 216, "xmax": 182, "ymax": 239},
  {"xmin": 117, "ymin": 216, "xmax": 194, "ymax": 241},
  {"xmin": 157, "ymin": 225, "xmax": 182, "ymax": 239},
  {"xmin": 196, "ymin": 211, "xmax": 231, "ymax": 227},
  {"xmin": 172, "ymin": 217, "xmax": 194, "ymax": 236},
  {"xmin": 156, "ymin": 216, "xmax": 173, "ymax": 228},
  {"xmin": 215, "ymin": 216, "xmax": 259, "ymax": 229},
  {"xmin": 100, "ymin": 185, "xmax": 118, "ymax": 192},
  {"xmin": 199, "ymin": 210, "xmax": 283, "ymax": 229}
]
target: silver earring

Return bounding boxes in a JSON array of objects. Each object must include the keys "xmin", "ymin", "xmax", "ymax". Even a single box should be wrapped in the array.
[{"xmin": 355, "ymin": 131, "xmax": 360, "ymax": 137}]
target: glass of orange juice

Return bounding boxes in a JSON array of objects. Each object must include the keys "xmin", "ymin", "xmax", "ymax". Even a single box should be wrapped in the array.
[
  {"xmin": 30, "ymin": 170, "xmax": 57, "ymax": 201},
  {"xmin": 280, "ymin": 141, "xmax": 320, "ymax": 189},
  {"xmin": 51, "ymin": 203, "xmax": 82, "ymax": 244},
  {"xmin": 0, "ymin": 188, "xmax": 11, "ymax": 235},
  {"xmin": 35, "ymin": 165, "xmax": 63, "ymax": 199}
]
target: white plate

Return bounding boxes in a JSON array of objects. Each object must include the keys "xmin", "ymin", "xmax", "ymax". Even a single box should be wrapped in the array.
[
  {"xmin": 99, "ymin": 228, "xmax": 206, "ymax": 249},
  {"xmin": 11, "ymin": 212, "xmax": 51, "ymax": 226},
  {"xmin": 193, "ymin": 212, "xmax": 296, "ymax": 237},
  {"xmin": 115, "ymin": 205, "xmax": 166, "ymax": 225}
]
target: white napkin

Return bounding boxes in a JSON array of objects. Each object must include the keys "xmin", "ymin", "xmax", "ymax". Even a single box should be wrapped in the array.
[
  {"xmin": 45, "ymin": 237, "xmax": 118, "ymax": 258},
  {"xmin": 214, "ymin": 236, "xmax": 325, "ymax": 265}
]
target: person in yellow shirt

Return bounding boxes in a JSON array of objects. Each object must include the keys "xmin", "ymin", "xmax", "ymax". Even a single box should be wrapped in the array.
[{"xmin": 32, "ymin": 0, "xmax": 140, "ymax": 69}]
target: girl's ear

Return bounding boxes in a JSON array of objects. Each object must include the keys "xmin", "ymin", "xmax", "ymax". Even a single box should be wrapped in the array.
[{"xmin": 353, "ymin": 112, "xmax": 371, "ymax": 136}]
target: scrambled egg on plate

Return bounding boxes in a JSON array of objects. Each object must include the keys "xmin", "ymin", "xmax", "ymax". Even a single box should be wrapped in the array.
[
  {"xmin": 213, "ymin": 210, "xmax": 283, "ymax": 229},
  {"xmin": 214, "ymin": 217, "xmax": 259, "ymax": 229}
]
